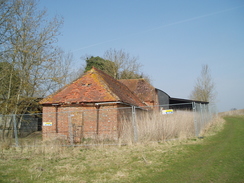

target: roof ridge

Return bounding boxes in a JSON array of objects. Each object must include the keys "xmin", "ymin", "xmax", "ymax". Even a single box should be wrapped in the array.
[
  {"xmin": 119, "ymin": 78, "xmax": 145, "ymax": 81},
  {"xmin": 91, "ymin": 67, "xmax": 120, "ymax": 101},
  {"xmin": 92, "ymin": 67, "xmax": 146, "ymax": 107},
  {"xmin": 40, "ymin": 67, "xmax": 146, "ymax": 107}
]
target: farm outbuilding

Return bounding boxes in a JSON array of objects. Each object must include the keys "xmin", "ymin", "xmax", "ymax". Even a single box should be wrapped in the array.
[
  {"xmin": 119, "ymin": 80, "xmax": 208, "ymax": 111},
  {"xmin": 39, "ymin": 67, "xmax": 146, "ymax": 141},
  {"xmin": 40, "ymin": 67, "xmax": 209, "ymax": 142},
  {"xmin": 169, "ymin": 97, "xmax": 209, "ymax": 110}
]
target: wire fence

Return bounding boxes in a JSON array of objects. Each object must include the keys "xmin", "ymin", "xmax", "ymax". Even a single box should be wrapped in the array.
[{"xmin": 0, "ymin": 102, "xmax": 216, "ymax": 147}]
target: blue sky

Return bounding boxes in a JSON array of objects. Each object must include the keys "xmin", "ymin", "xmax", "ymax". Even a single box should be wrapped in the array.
[{"xmin": 39, "ymin": 0, "xmax": 244, "ymax": 112}]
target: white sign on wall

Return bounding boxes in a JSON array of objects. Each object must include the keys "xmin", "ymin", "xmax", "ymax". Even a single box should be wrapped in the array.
[
  {"xmin": 162, "ymin": 109, "xmax": 174, "ymax": 115},
  {"xmin": 43, "ymin": 122, "xmax": 52, "ymax": 126}
]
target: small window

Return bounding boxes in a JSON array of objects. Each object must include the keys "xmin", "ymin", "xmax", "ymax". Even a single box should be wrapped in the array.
[{"xmin": 81, "ymin": 83, "xmax": 92, "ymax": 86}]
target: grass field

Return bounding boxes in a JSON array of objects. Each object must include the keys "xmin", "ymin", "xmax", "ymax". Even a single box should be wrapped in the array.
[
  {"xmin": 135, "ymin": 115, "xmax": 244, "ymax": 183},
  {"xmin": 0, "ymin": 111, "xmax": 243, "ymax": 182}
]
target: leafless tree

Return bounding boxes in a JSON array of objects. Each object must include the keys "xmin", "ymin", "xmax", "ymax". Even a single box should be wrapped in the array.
[
  {"xmin": 190, "ymin": 64, "xmax": 216, "ymax": 102},
  {"xmin": 0, "ymin": 0, "xmax": 73, "ymax": 139},
  {"xmin": 103, "ymin": 48, "xmax": 150, "ymax": 81},
  {"xmin": 0, "ymin": 0, "xmax": 15, "ymax": 45}
]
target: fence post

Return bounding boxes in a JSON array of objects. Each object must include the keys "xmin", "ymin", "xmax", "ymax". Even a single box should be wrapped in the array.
[
  {"xmin": 192, "ymin": 102, "xmax": 199, "ymax": 137},
  {"xmin": 131, "ymin": 106, "xmax": 138, "ymax": 143},
  {"xmin": 201, "ymin": 104, "xmax": 204, "ymax": 127},
  {"xmin": 200, "ymin": 103, "xmax": 204, "ymax": 132},
  {"xmin": 13, "ymin": 114, "xmax": 19, "ymax": 147},
  {"xmin": 203, "ymin": 104, "xmax": 207, "ymax": 126},
  {"xmin": 68, "ymin": 112, "xmax": 74, "ymax": 146},
  {"xmin": 208, "ymin": 103, "xmax": 212, "ymax": 121}
]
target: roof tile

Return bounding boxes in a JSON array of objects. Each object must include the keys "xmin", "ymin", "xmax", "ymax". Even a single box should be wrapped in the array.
[
  {"xmin": 40, "ymin": 67, "xmax": 146, "ymax": 107},
  {"xmin": 119, "ymin": 79, "xmax": 156, "ymax": 103}
]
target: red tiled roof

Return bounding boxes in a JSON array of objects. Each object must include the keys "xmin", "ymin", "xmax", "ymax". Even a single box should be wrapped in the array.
[
  {"xmin": 40, "ymin": 67, "xmax": 146, "ymax": 107},
  {"xmin": 119, "ymin": 79, "xmax": 156, "ymax": 103}
]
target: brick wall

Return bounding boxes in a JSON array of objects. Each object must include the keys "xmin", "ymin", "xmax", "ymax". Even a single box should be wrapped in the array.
[
  {"xmin": 95, "ymin": 105, "xmax": 118, "ymax": 139},
  {"xmin": 42, "ymin": 106, "xmax": 58, "ymax": 139},
  {"xmin": 42, "ymin": 104, "xmax": 122, "ymax": 142}
]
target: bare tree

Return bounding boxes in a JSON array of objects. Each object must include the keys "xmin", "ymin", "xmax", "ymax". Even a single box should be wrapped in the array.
[
  {"xmin": 80, "ymin": 49, "xmax": 150, "ymax": 81},
  {"xmin": 36, "ymin": 48, "xmax": 74, "ymax": 97},
  {"xmin": 0, "ymin": 0, "xmax": 15, "ymax": 45},
  {"xmin": 0, "ymin": 0, "xmax": 75, "ymax": 139},
  {"xmin": 103, "ymin": 48, "xmax": 150, "ymax": 81},
  {"xmin": 190, "ymin": 64, "xmax": 216, "ymax": 102},
  {"xmin": 2, "ymin": 0, "xmax": 62, "ymax": 110}
]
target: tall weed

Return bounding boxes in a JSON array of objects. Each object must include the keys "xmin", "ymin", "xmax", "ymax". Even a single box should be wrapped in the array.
[{"xmin": 120, "ymin": 111, "xmax": 195, "ymax": 143}]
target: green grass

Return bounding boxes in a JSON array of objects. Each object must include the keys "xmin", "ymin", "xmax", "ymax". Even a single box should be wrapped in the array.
[
  {"xmin": 135, "ymin": 116, "xmax": 244, "ymax": 183},
  {"xmin": 0, "ymin": 115, "xmax": 243, "ymax": 182}
]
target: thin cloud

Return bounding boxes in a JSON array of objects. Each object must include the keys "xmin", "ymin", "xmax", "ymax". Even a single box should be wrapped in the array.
[{"xmin": 72, "ymin": 5, "xmax": 244, "ymax": 52}]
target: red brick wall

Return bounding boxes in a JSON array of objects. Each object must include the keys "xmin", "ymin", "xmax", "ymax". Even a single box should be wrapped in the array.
[
  {"xmin": 95, "ymin": 105, "xmax": 118, "ymax": 139},
  {"xmin": 42, "ymin": 106, "xmax": 58, "ymax": 139},
  {"xmin": 42, "ymin": 104, "xmax": 121, "ymax": 142}
]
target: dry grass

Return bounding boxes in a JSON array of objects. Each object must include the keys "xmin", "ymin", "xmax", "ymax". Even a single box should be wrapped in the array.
[
  {"xmin": 1, "ymin": 110, "xmax": 210, "ymax": 148},
  {"xmin": 120, "ymin": 111, "xmax": 195, "ymax": 143},
  {"xmin": 0, "ymin": 110, "xmax": 230, "ymax": 183},
  {"xmin": 0, "ymin": 140, "xmax": 192, "ymax": 183},
  {"xmin": 219, "ymin": 109, "xmax": 244, "ymax": 117},
  {"xmin": 199, "ymin": 114, "xmax": 225, "ymax": 137},
  {"xmin": 200, "ymin": 109, "xmax": 244, "ymax": 137}
]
